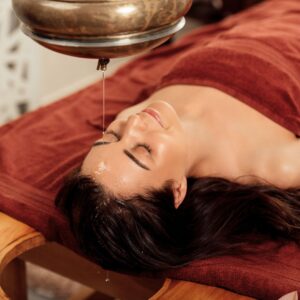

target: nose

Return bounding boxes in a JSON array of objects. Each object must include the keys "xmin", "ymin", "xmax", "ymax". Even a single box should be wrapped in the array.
[{"xmin": 123, "ymin": 113, "xmax": 147, "ymax": 137}]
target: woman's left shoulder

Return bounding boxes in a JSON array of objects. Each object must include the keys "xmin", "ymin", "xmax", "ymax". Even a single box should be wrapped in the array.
[{"xmin": 265, "ymin": 141, "xmax": 300, "ymax": 189}]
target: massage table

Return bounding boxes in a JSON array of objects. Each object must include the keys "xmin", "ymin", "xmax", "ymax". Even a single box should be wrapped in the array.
[
  {"xmin": 0, "ymin": 212, "xmax": 254, "ymax": 300},
  {"xmin": 1, "ymin": 1, "xmax": 300, "ymax": 299},
  {"xmin": 0, "ymin": 78, "xmax": 298, "ymax": 298}
]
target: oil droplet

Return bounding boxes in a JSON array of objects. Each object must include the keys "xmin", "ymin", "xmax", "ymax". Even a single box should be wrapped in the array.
[{"xmin": 105, "ymin": 270, "xmax": 110, "ymax": 283}]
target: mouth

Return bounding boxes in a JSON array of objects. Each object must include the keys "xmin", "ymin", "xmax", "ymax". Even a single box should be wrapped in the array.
[{"xmin": 142, "ymin": 108, "xmax": 165, "ymax": 128}]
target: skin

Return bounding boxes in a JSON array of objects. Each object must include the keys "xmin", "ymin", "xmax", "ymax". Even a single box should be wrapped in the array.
[
  {"xmin": 82, "ymin": 99, "xmax": 189, "ymax": 208},
  {"xmin": 82, "ymin": 85, "xmax": 300, "ymax": 207}
]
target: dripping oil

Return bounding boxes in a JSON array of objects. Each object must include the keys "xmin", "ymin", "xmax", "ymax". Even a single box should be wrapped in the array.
[{"xmin": 97, "ymin": 58, "xmax": 110, "ymax": 135}]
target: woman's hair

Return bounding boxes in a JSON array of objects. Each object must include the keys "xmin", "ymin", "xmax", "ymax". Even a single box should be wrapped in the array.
[{"xmin": 55, "ymin": 168, "xmax": 300, "ymax": 274}]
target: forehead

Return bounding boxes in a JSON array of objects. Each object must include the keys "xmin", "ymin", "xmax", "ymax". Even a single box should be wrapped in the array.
[
  {"xmin": 83, "ymin": 140, "xmax": 151, "ymax": 172},
  {"xmin": 81, "ymin": 143, "xmax": 157, "ymax": 196}
]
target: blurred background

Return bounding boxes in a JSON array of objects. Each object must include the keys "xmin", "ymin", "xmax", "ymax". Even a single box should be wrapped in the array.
[
  {"xmin": 0, "ymin": 0, "xmax": 137, "ymax": 125},
  {"xmin": 0, "ymin": 0, "xmax": 262, "ymax": 299},
  {"xmin": 0, "ymin": 0, "xmax": 262, "ymax": 125}
]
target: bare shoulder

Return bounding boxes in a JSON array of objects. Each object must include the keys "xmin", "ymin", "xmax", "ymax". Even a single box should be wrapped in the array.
[{"xmin": 262, "ymin": 140, "xmax": 300, "ymax": 189}]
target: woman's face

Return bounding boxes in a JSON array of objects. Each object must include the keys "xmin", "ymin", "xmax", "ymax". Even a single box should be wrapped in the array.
[{"xmin": 81, "ymin": 101, "xmax": 188, "ymax": 197}]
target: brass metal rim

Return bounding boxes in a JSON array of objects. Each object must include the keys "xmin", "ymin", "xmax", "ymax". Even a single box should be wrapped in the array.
[{"xmin": 21, "ymin": 17, "xmax": 186, "ymax": 48}]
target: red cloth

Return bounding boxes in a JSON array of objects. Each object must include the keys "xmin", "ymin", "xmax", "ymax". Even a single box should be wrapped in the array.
[
  {"xmin": 163, "ymin": 242, "xmax": 300, "ymax": 299},
  {"xmin": 0, "ymin": 0, "xmax": 300, "ymax": 298}
]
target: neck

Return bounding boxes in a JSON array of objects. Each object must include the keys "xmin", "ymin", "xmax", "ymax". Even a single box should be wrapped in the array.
[
  {"xmin": 146, "ymin": 85, "xmax": 244, "ymax": 180},
  {"xmin": 142, "ymin": 85, "xmax": 299, "ymax": 187},
  {"xmin": 123, "ymin": 85, "xmax": 282, "ymax": 184},
  {"xmin": 179, "ymin": 111, "xmax": 220, "ymax": 178},
  {"xmin": 147, "ymin": 100, "xmax": 238, "ymax": 179}
]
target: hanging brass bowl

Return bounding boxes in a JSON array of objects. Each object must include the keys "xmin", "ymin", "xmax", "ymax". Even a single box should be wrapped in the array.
[{"xmin": 12, "ymin": 0, "xmax": 193, "ymax": 59}]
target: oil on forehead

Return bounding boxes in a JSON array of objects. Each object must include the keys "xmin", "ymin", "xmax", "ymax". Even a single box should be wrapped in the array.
[{"xmin": 94, "ymin": 161, "xmax": 108, "ymax": 176}]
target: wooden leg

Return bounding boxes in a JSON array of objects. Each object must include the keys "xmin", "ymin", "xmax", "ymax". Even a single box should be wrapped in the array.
[
  {"xmin": 1, "ymin": 258, "xmax": 27, "ymax": 300},
  {"xmin": 21, "ymin": 242, "xmax": 163, "ymax": 300}
]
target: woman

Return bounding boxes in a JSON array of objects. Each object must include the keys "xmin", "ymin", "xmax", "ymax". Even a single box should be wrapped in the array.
[{"xmin": 55, "ymin": 0, "xmax": 300, "ymax": 274}]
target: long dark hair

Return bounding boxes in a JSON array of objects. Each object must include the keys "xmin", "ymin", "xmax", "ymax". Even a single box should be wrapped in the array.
[{"xmin": 55, "ymin": 168, "xmax": 300, "ymax": 274}]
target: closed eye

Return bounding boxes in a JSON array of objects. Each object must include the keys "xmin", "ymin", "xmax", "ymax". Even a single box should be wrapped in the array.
[
  {"xmin": 104, "ymin": 130, "xmax": 152, "ymax": 154},
  {"xmin": 105, "ymin": 130, "xmax": 120, "ymax": 140},
  {"xmin": 92, "ymin": 130, "xmax": 153, "ymax": 171},
  {"xmin": 139, "ymin": 143, "xmax": 152, "ymax": 154}
]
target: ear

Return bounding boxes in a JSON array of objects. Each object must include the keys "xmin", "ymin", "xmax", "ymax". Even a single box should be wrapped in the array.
[{"xmin": 172, "ymin": 177, "xmax": 187, "ymax": 209}]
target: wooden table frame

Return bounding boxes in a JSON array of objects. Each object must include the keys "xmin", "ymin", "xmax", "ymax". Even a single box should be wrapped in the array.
[{"xmin": 0, "ymin": 212, "xmax": 253, "ymax": 300}]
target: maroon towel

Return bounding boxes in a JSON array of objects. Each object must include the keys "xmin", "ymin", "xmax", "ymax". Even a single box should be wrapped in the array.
[
  {"xmin": 0, "ymin": 0, "xmax": 300, "ymax": 298},
  {"xmin": 162, "ymin": 241, "xmax": 300, "ymax": 299}
]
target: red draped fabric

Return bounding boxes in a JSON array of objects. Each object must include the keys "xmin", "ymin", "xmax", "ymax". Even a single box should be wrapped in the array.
[{"xmin": 0, "ymin": 0, "xmax": 300, "ymax": 298}]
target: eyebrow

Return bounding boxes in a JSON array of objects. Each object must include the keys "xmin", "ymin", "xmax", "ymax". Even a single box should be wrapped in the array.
[{"xmin": 92, "ymin": 141, "xmax": 151, "ymax": 171}]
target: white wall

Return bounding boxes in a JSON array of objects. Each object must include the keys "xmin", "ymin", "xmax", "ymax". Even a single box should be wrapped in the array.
[
  {"xmin": 0, "ymin": 0, "xmax": 135, "ymax": 124},
  {"xmin": 34, "ymin": 43, "xmax": 134, "ymax": 106}
]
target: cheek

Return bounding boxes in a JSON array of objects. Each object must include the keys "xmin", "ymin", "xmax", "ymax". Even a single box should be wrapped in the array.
[{"xmin": 155, "ymin": 138, "xmax": 183, "ymax": 164}]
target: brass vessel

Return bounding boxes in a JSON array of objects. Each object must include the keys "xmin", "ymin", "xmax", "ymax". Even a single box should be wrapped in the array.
[{"xmin": 12, "ymin": 0, "xmax": 192, "ymax": 59}]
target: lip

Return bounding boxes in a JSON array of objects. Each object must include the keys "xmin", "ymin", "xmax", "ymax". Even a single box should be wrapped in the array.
[{"xmin": 142, "ymin": 108, "xmax": 164, "ymax": 128}]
